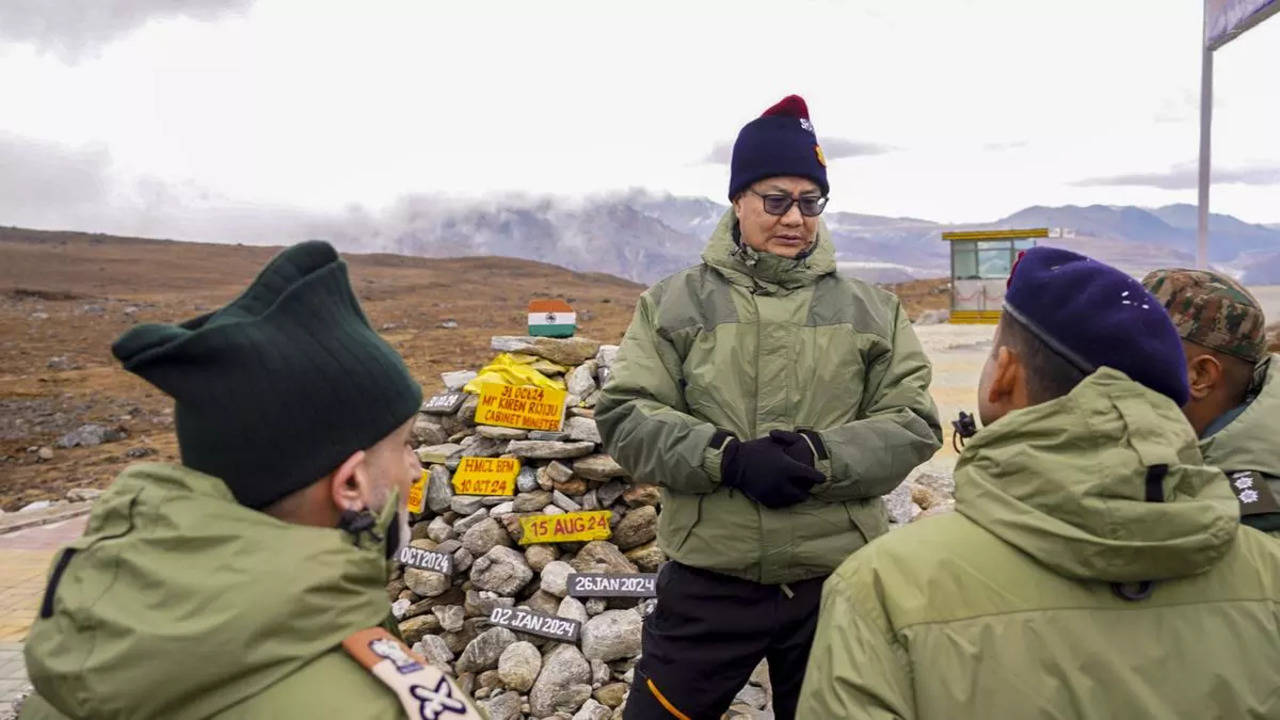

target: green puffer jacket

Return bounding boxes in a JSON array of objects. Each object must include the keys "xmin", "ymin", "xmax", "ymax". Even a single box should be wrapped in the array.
[
  {"xmin": 20, "ymin": 463, "xmax": 478, "ymax": 720},
  {"xmin": 596, "ymin": 210, "xmax": 941, "ymax": 585},
  {"xmin": 798, "ymin": 369, "xmax": 1280, "ymax": 719},
  {"xmin": 1200, "ymin": 355, "xmax": 1280, "ymax": 537}
]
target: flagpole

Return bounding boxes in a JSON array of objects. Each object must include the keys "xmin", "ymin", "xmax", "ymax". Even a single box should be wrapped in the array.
[{"xmin": 1196, "ymin": 21, "xmax": 1212, "ymax": 269}]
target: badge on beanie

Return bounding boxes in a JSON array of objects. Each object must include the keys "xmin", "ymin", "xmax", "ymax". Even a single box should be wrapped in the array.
[
  {"xmin": 815, "ymin": 145, "xmax": 826, "ymax": 167},
  {"xmin": 799, "ymin": 117, "xmax": 813, "ymax": 132}
]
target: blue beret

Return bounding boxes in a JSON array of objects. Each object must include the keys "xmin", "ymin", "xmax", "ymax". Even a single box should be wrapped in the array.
[{"xmin": 1004, "ymin": 246, "xmax": 1189, "ymax": 406}]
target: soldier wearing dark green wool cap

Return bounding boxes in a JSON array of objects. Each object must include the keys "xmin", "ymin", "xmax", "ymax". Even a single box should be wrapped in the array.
[
  {"xmin": 1143, "ymin": 267, "xmax": 1280, "ymax": 537},
  {"xmin": 19, "ymin": 241, "xmax": 485, "ymax": 720}
]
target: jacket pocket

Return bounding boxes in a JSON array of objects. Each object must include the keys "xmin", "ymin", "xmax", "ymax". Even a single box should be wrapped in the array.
[
  {"xmin": 843, "ymin": 498, "xmax": 890, "ymax": 544},
  {"xmin": 657, "ymin": 492, "xmax": 702, "ymax": 554}
]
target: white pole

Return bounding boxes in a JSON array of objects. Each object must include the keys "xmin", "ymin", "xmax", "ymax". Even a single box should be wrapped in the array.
[{"xmin": 1196, "ymin": 45, "xmax": 1213, "ymax": 269}]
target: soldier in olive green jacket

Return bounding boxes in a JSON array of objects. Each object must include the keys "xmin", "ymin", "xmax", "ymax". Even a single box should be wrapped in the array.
[
  {"xmin": 21, "ymin": 242, "xmax": 484, "ymax": 720},
  {"xmin": 800, "ymin": 247, "xmax": 1280, "ymax": 719},
  {"xmin": 597, "ymin": 95, "xmax": 940, "ymax": 720},
  {"xmin": 1143, "ymin": 268, "xmax": 1280, "ymax": 536},
  {"xmin": 21, "ymin": 465, "xmax": 424, "ymax": 720},
  {"xmin": 1199, "ymin": 358, "xmax": 1280, "ymax": 537}
]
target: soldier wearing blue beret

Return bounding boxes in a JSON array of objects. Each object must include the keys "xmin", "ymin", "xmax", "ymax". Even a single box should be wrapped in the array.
[{"xmin": 801, "ymin": 247, "xmax": 1280, "ymax": 719}]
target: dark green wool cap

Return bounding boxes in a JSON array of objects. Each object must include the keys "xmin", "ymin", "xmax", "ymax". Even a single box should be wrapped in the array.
[{"xmin": 111, "ymin": 241, "xmax": 423, "ymax": 509}]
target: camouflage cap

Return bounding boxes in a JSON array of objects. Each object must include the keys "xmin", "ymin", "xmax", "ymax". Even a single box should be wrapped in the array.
[{"xmin": 1141, "ymin": 268, "xmax": 1267, "ymax": 363}]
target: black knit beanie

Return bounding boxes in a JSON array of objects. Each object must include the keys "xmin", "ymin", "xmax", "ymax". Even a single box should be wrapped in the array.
[{"xmin": 111, "ymin": 241, "xmax": 423, "ymax": 508}]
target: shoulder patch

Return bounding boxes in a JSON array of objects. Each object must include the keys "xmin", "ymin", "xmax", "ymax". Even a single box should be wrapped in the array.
[
  {"xmin": 1225, "ymin": 470, "xmax": 1280, "ymax": 516},
  {"xmin": 343, "ymin": 628, "xmax": 482, "ymax": 720}
]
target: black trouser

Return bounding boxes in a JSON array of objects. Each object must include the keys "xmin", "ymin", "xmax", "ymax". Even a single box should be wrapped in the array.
[{"xmin": 623, "ymin": 561, "xmax": 825, "ymax": 720}]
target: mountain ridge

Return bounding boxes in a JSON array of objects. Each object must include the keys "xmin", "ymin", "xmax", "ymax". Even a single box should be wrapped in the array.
[{"xmin": 4, "ymin": 193, "xmax": 1278, "ymax": 284}]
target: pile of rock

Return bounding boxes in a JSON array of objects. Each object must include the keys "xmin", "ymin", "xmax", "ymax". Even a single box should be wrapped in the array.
[
  {"xmin": 912, "ymin": 309, "xmax": 950, "ymax": 325},
  {"xmin": 391, "ymin": 335, "xmax": 669, "ymax": 720},
  {"xmin": 883, "ymin": 470, "xmax": 957, "ymax": 526}
]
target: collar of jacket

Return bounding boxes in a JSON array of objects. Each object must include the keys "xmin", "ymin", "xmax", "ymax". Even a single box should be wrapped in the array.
[
  {"xmin": 954, "ymin": 368, "xmax": 1238, "ymax": 583},
  {"xmin": 1200, "ymin": 355, "xmax": 1280, "ymax": 478},
  {"xmin": 700, "ymin": 209, "xmax": 836, "ymax": 294}
]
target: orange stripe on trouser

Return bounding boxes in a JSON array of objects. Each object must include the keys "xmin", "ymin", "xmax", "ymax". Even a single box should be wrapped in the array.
[{"xmin": 646, "ymin": 678, "xmax": 693, "ymax": 720}]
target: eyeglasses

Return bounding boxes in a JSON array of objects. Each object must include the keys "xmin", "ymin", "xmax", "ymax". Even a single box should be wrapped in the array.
[{"xmin": 748, "ymin": 189, "xmax": 829, "ymax": 217}]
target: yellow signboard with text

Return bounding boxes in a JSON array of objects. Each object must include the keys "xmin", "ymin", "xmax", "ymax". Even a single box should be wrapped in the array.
[
  {"xmin": 519, "ymin": 510, "xmax": 612, "ymax": 545},
  {"xmin": 406, "ymin": 470, "xmax": 428, "ymax": 514},
  {"xmin": 451, "ymin": 456, "xmax": 520, "ymax": 496},
  {"xmin": 475, "ymin": 383, "xmax": 567, "ymax": 432}
]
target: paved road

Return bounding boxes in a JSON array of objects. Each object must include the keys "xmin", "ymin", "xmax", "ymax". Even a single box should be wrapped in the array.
[
  {"xmin": 0, "ymin": 515, "xmax": 89, "ymax": 709},
  {"xmin": 914, "ymin": 322, "xmax": 995, "ymax": 460}
]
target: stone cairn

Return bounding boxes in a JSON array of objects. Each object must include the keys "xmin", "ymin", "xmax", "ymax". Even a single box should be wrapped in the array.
[{"xmin": 389, "ymin": 335, "xmax": 777, "ymax": 720}]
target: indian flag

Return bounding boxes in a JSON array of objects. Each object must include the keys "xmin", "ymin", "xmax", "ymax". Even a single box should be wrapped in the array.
[{"xmin": 528, "ymin": 299, "xmax": 576, "ymax": 338}]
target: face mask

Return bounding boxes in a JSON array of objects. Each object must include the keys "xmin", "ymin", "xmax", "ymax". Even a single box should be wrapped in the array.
[
  {"xmin": 382, "ymin": 516, "xmax": 401, "ymax": 560},
  {"xmin": 338, "ymin": 487, "xmax": 404, "ymax": 560}
]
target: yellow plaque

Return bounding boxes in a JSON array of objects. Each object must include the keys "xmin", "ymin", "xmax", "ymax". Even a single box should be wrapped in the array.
[
  {"xmin": 519, "ymin": 510, "xmax": 612, "ymax": 545},
  {"xmin": 452, "ymin": 456, "xmax": 520, "ymax": 496},
  {"xmin": 406, "ymin": 470, "xmax": 428, "ymax": 514},
  {"xmin": 475, "ymin": 383, "xmax": 567, "ymax": 433}
]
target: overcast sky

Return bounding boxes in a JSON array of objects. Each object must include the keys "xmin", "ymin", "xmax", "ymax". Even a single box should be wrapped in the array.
[{"xmin": 1, "ymin": 0, "xmax": 1277, "ymax": 243}]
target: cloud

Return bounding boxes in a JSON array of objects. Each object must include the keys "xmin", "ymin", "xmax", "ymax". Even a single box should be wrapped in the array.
[
  {"xmin": 982, "ymin": 140, "xmax": 1029, "ymax": 151},
  {"xmin": 701, "ymin": 143, "xmax": 734, "ymax": 165},
  {"xmin": 1072, "ymin": 162, "xmax": 1280, "ymax": 190},
  {"xmin": 0, "ymin": 132, "xmax": 112, "ymax": 217},
  {"xmin": 0, "ymin": 135, "xmax": 681, "ymax": 260},
  {"xmin": 0, "ymin": 135, "xmax": 605, "ymax": 255},
  {"xmin": 0, "ymin": 0, "xmax": 253, "ymax": 62},
  {"xmin": 1153, "ymin": 88, "xmax": 1203, "ymax": 124},
  {"xmin": 702, "ymin": 137, "xmax": 895, "ymax": 165},
  {"xmin": 822, "ymin": 138, "xmax": 897, "ymax": 159},
  {"xmin": 1153, "ymin": 109, "xmax": 1191, "ymax": 124},
  {"xmin": 0, "ymin": 131, "xmax": 346, "ymax": 247}
]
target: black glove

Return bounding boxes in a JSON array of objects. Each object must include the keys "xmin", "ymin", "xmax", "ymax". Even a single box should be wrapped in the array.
[
  {"xmin": 769, "ymin": 429, "xmax": 828, "ymax": 468},
  {"xmin": 719, "ymin": 435, "xmax": 824, "ymax": 509}
]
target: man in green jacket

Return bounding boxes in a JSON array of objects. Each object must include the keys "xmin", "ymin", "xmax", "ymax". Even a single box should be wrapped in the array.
[
  {"xmin": 799, "ymin": 247, "xmax": 1280, "ymax": 719},
  {"xmin": 1143, "ymin": 268, "xmax": 1280, "ymax": 536},
  {"xmin": 20, "ymin": 241, "xmax": 484, "ymax": 720},
  {"xmin": 597, "ymin": 95, "xmax": 941, "ymax": 720}
]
